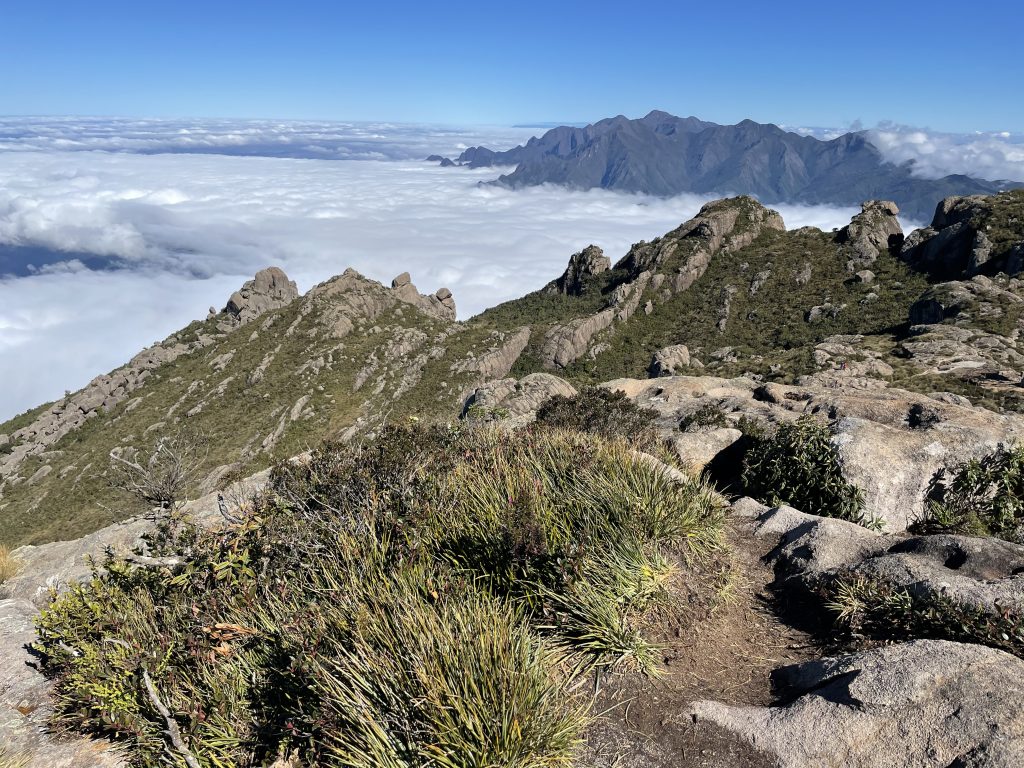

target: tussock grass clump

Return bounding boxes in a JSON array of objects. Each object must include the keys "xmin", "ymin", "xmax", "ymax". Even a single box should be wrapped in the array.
[
  {"xmin": 913, "ymin": 444, "xmax": 1024, "ymax": 543},
  {"xmin": 34, "ymin": 424, "xmax": 724, "ymax": 766},
  {"xmin": 0, "ymin": 544, "xmax": 20, "ymax": 584},
  {"xmin": 741, "ymin": 417, "xmax": 871, "ymax": 526}
]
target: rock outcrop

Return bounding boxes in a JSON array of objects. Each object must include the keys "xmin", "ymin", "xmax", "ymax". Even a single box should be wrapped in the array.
[
  {"xmin": 223, "ymin": 266, "xmax": 298, "ymax": 325},
  {"xmin": 902, "ymin": 191, "xmax": 1024, "ymax": 279},
  {"xmin": 539, "ymin": 197, "xmax": 785, "ymax": 369},
  {"xmin": 691, "ymin": 639, "xmax": 1024, "ymax": 768},
  {"xmin": 605, "ymin": 375, "xmax": 1024, "ymax": 531},
  {"xmin": 836, "ymin": 200, "xmax": 904, "ymax": 268},
  {"xmin": 650, "ymin": 344, "xmax": 691, "ymax": 376},
  {"xmin": 390, "ymin": 272, "xmax": 457, "ymax": 320},
  {"xmin": 549, "ymin": 244, "xmax": 610, "ymax": 296},
  {"xmin": 463, "ymin": 373, "xmax": 576, "ymax": 425}
]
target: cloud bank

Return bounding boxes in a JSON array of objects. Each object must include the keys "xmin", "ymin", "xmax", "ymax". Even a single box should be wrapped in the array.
[
  {"xmin": 0, "ymin": 118, "xmax": 894, "ymax": 421},
  {"xmin": 868, "ymin": 124, "xmax": 1024, "ymax": 183}
]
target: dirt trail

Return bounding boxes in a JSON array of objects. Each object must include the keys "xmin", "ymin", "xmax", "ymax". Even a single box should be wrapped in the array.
[{"xmin": 579, "ymin": 519, "xmax": 822, "ymax": 767}]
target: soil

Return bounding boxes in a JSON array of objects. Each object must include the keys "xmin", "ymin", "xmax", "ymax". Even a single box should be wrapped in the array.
[{"xmin": 577, "ymin": 520, "xmax": 825, "ymax": 767}]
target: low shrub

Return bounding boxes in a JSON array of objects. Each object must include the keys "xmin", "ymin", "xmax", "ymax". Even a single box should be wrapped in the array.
[
  {"xmin": 740, "ymin": 417, "xmax": 869, "ymax": 525},
  {"xmin": 534, "ymin": 388, "xmax": 658, "ymax": 447},
  {"xmin": 678, "ymin": 403, "xmax": 729, "ymax": 433},
  {"xmin": 913, "ymin": 444, "xmax": 1024, "ymax": 543},
  {"xmin": 825, "ymin": 572, "xmax": 1024, "ymax": 658},
  {"xmin": 34, "ymin": 424, "xmax": 725, "ymax": 766}
]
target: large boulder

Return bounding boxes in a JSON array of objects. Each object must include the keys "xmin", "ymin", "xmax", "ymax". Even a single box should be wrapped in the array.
[
  {"xmin": 650, "ymin": 344, "xmax": 691, "ymax": 376},
  {"xmin": 225, "ymin": 266, "xmax": 299, "ymax": 324},
  {"xmin": 463, "ymin": 373, "xmax": 576, "ymax": 424},
  {"xmin": 691, "ymin": 640, "xmax": 1024, "ymax": 768},
  {"xmin": 836, "ymin": 200, "xmax": 904, "ymax": 266},
  {"xmin": 549, "ymin": 244, "xmax": 610, "ymax": 296},
  {"xmin": 603, "ymin": 375, "xmax": 1024, "ymax": 531}
]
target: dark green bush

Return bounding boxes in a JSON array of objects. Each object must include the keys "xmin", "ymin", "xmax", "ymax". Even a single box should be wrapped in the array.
[
  {"xmin": 913, "ymin": 444, "xmax": 1024, "ymax": 543},
  {"xmin": 678, "ymin": 403, "xmax": 729, "ymax": 433},
  {"xmin": 534, "ymin": 387, "xmax": 658, "ymax": 447},
  {"xmin": 740, "ymin": 417, "xmax": 868, "ymax": 525}
]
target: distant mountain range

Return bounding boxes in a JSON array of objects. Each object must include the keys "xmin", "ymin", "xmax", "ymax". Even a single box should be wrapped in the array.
[{"xmin": 434, "ymin": 111, "xmax": 1022, "ymax": 221}]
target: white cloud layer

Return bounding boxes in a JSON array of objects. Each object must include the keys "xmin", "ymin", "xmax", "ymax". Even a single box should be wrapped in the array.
[
  {"xmin": 0, "ymin": 120, "xmax": 869, "ymax": 422},
  {"xmin": 868, "ymin": 124, "xmax": 1024, "ymax": 182}
]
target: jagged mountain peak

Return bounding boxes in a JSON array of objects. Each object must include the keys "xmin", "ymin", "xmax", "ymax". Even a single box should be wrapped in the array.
[{"xmin": 435, "ymin": 112, "xmax": 1021, "ymax": 221}]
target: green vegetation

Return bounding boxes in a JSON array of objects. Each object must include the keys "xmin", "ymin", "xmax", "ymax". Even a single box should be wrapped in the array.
[
  {"xmin": 564, "ymin": 226, "xmax": 929, "ymax": 384},
  {"xmin": 534, "ymin": 387, "xmax": 658, "ymax": 447},
  {"xmin": 740, "ymin": 417, "xmax": 870, "ymax": 526},
  {"xmin": 826, "ymin": 572, "xmax": 1024, "ymax": 659},
  {"xmin": 912, "ymin": 444, "xmax": 1024, "ymax": 543},
  {"xmin": 0, "ymin": 294, "xmax": 456, "ymax": 547},
  {"xmin": 34, "ymin": 424, "xmax": 724, "ymax": 766}
]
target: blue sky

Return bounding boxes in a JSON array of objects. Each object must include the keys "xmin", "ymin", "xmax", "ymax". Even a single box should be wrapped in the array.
[{"xmin": 2, "ymin": 0, "xmax": 1021, "ymax": 131}]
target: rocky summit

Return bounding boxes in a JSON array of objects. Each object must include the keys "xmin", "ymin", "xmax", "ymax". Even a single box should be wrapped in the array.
[{"xmin": 4, "ymin": 190, "xmax": 1024, "ymax": 767}]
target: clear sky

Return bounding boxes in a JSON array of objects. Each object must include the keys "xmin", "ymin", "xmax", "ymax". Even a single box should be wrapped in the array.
[{"xmin": 1, "ymin": 0, "xmax": 1022, "ymax": 131}]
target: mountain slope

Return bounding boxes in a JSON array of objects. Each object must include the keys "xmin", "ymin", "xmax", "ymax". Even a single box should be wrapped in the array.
[
  {"xmin": 5, "ymin": 191, "xmax": 1024, "ymax": 547},
  {"xmin": 439, "ymin": 111, "xmax": 1020, "ymax": 221}
]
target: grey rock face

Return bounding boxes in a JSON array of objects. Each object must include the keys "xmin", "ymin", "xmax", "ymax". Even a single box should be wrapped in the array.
[
  {"xmin": 691, "ymin": 640, "xmax": 1024, "ymax": 768},
  {"xmin": 224, "ymin": 266, "xmax": 299, "ymax": 325},
  {"xmin": 452, "ymin": 328, "xmax": 531, "ymax": 381},
  {"xmin": 605, "ymin": 375, "xmax": 1024, "ymax": 531},
  {"xmin": 901, "ymin": 193, "xmax": 1024, "ymax": 279},
  {"xmin": 463, "ymin": 373, "xmax": 577, "ymax": 425},
  {"xmin": 650, "ymin": 344, "xmax": 691, "ymax": 376},
  {"xmin": 837, "ymin": 200, "xmax": 904, "ymax": 266},
  {"xmin": 539, "ymin": 197, "xmax": 784, "ymax": 370},
  {"xmin": 550, "ymin": 244, "xmax": 610, "ymax": 296}
]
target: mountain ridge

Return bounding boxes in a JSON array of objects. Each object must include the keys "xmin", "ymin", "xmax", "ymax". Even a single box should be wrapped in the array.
[
  {"xmin": 4, "ymin": 190, "xmax": 1024, "ymax": 547},
  {"xmin": 435, "ymin": 111, "xmax": 1021, "ymax": 221}
]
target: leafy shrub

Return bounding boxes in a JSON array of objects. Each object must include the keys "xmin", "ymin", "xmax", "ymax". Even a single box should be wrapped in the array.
[
  {"xmin": 679, "ymin": 403, "xmax": 729, "ymax": 433},
  {"xmin": 534, "ymin": 387, "xmax": 658, "ymax": 447},
  {"xmin": 34, "ymin": 424, "xmax": 724, "ymax": 766},
  {"xmin": 825, "ymin": 572, "xmax": 1024, "ymax": 658},
  {"xmin": 913, "ymin": 444, "xmax": 1024, "ymax": 543},
  {"xmin": 741, "ymin": 417, "xmax": 868, "ymax": 525}
]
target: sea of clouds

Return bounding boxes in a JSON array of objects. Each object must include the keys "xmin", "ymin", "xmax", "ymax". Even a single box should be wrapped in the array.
[{"xmin": 0, "ymin": 117, "xmax": 1019, "ymax": 421}]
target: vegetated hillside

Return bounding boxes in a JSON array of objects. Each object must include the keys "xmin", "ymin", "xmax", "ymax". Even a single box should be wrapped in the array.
[
  {"xmin": 436, "ymin": 110, "xmax": 1021, "ymax": 221},
  {"xmin": 4, "ymin": 191, "xmax": 1024, "ymax": 548}
]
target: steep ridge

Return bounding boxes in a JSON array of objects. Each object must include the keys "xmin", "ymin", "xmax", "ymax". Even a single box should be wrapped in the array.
[
  {"xmin": 4, "ymin": 191, "xmax": 1024, "ymax": 548},
  {"xmin": 435, "ymin": 111, "xmax": 1021, "ymax": 221},
  {"xmin": 4, "ymin": 191, "xmax": 1024, "ymax": 767}
]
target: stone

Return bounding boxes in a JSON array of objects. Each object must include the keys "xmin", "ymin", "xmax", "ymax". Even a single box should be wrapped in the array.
[
  {"xmin": 672, "ymin": 428, "xmax": 742, "ymax": 472},
  {"xmin": 837, "ymin": 200, "xmax": 904, "ymax": 265},
  {"xmin": 224, "ymin": 267, "xmax": 299, "ymax": 325},
  {"xmin": 463, "ymin": 373, "xmax": 577, "ymax": 425},
  {"xmin": 391, "ymin": 272, "xmax": 412, "ymax": 288},
  {"xmin": 550, "ymin": 244, "xmax": 610, "ymax": 296},
  {"xmin": 691, "ymin": 640, "xmax": 1024, "ymax": 767},
  {"xmin": 649, "ymin": 344, "xmax": 691, "ymax": 376}
]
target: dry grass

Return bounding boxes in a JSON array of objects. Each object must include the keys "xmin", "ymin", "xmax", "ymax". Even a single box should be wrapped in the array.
[{"xmin": 0, "ymin": 544, "xmax": 21, "ymax": 584}]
